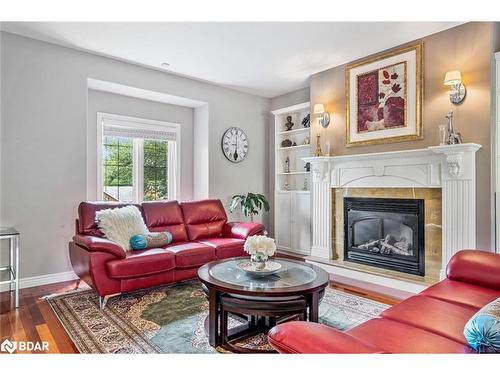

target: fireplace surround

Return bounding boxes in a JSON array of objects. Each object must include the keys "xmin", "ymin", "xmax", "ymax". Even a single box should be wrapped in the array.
[
  {"xmin": 303, "ymin": 143, "xmax": 481, "ymax": 293},
  {"xmin": 344, "ymin": 197, "xmax": 425, "ymax": 276}
]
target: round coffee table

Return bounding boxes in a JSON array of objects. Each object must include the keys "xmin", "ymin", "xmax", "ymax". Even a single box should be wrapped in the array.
[{"xmin": 197, "ymin": 257, "xmax": 329, "ymax": 353}]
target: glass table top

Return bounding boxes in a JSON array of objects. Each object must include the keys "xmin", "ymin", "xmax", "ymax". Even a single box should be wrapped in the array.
[{"xmin": 209, "ymin": 259, "xmax": 317, "ymax": 290}]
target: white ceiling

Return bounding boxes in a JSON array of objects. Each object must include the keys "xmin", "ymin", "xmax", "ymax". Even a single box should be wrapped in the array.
[{"xmin": 3, "ymin": 22, "xmax": 462, "ymax": 98}]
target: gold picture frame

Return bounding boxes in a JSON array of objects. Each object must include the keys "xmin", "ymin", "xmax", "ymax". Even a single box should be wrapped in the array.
[{"xmin": 345, "ymin": 43, "xmax": 424, "ymax": 147}]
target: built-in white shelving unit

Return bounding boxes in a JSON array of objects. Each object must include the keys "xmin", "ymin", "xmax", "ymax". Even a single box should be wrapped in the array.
[
  {"xmin": 277, "ymin": 144, "xmax": 310, "ymax": 151},
  {"xmin": 276, "ymin": 128, "xmax": 310, "ymax": 136},
  {"xmin": 271, "ymin": 102, "xmax": 311, "ymax": 255},
  {"xmin": 277, "ymin": 172, "xmax": 309, "ymax": 175}
]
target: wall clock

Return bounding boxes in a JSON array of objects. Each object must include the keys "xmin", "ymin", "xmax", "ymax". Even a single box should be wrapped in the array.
[{"xmin": 221, "ymin": 127, "xmax": 249, "ymax": 163}]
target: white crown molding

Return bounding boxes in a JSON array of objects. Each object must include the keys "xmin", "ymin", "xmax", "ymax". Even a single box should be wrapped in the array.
[{"xmin": 271, "ymin": 102, "xmax": 310, "ymax": 115}]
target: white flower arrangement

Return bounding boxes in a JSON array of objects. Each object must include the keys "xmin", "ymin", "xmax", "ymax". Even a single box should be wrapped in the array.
[{"xmin": 244, "ymin": 235, "xmax": 276, "ymax": 257}]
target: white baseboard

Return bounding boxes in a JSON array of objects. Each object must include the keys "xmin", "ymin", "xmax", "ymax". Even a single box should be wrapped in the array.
[
  {"xmin": 306, "ymin": 259, "xmax": 428, "ymax": 294},
  {"xmin": 0, "ymin": 270, "xmax": 78, "ymax": 292}
]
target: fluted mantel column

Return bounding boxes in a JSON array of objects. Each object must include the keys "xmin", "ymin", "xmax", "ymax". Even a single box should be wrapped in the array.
[
  {"xmin": 429, "ymin": 143, "xmax": 482, "ymax": 278},
  {"xmin": 302, "ymin": 157, "xmax": 335, "ymax": 259}
]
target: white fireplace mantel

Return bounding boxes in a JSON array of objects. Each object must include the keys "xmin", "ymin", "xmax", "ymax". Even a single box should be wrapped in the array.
[{"xmin": 303, "ymin": 143, "xmax": 481, "ymax": 281}]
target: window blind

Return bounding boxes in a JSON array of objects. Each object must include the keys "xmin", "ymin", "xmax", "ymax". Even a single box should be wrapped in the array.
[{"xmin": 103, "ymin": 124, "xmax": 177, "ymax": 141}]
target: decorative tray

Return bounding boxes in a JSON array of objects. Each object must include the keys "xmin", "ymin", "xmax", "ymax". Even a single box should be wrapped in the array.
[{"xmin": 236, "ymin": 260, "xmax": 282, "ymax": 277}]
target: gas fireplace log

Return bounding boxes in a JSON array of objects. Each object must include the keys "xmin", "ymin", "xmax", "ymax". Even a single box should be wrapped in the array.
[
  {"xmin": 358, "ymin": 239, "xmax": 381, "ymax": 250},
  {"xmin": 394, "ymin": 241, "xmax": 411, "ymax": 253},
  {"xmin": 380, "ymin": 241, "xmax": 412, "ymax": 256}
]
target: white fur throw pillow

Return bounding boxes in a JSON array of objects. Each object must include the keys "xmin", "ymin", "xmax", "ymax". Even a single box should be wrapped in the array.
[{"xmin": 96, "ymin": 205, "xmax": 148, "ymax": 251}]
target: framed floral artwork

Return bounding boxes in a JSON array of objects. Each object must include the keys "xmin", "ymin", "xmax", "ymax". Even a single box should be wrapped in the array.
[{"xmin": 345, "ymin": 43, "xmax": 423, "ymax": 147}]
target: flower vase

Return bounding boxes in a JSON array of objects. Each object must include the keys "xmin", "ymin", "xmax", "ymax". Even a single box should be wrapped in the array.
[{"xmin": 251, "ymin": 252, "xmax": 268, "ymax": 270}]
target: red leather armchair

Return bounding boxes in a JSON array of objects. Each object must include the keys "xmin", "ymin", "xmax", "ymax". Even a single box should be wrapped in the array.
[
  {"xmin": 69, "ymin": 199, "xmax": 264, "ymax": 308},
  {"xmin": 268, "ymin": 250, "xmax": 500, "ymax": 354}
]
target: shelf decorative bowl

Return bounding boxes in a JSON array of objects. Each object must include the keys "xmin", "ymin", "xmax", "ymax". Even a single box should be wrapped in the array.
[{"xmin": 237, "ymin": 260, "xmax": 282, "ymax": 277}]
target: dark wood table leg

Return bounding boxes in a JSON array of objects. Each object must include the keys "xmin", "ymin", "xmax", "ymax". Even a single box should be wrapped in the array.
[
  {"xmin": 208, "ymin": 288, "xmax": 220, "ymax": 347},
  {"xmin": 308, "ymin": 290, "xmax": 320, "ymax": 323},
  {"xmin": 220, "ymin": 308, "xmax": 228, "ymax": 347}
]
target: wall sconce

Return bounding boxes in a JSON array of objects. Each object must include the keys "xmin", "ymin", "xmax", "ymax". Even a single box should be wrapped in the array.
[
  {"xmin": 313, "ymin": 103, "xmax": 330, "ymax": 128},
  {"xmin": 444, "ymin": 70, "xmax": 466, "ymax": 104}
]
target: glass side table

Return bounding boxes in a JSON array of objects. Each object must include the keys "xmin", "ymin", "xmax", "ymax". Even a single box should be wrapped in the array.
[{"xmin": 0, "ymin": 227, "xmax": 20, "ymax": 308}]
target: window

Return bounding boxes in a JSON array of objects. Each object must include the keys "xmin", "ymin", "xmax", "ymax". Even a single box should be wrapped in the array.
[{"xmin": 97, "ymin": 113, "xmax": 180, "ymax": 203}]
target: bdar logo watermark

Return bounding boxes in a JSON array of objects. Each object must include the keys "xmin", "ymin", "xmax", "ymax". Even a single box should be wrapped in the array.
[
  {"xmin": 0, "ymin": 339, "xmax": 16, "ymax": 354},
  {"xmin": 1, "ymin": 338, "xmax": 49, "ymax": 354}
]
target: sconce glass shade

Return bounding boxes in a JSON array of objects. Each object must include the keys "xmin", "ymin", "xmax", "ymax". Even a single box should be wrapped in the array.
[
  {"xmin": 313, "ymin": 103, "xmax": 330, "ymax": 128},
  {"xmin": 444, "ymin": 70, "xmax": 466, "ymax": 104},
  {"xmin": 313, "ymin": 103, "xmax": 325, "ymax": 114},
  {"xmin": 443, "ymin": 70, "xmax": 462, "ymax": 85}
]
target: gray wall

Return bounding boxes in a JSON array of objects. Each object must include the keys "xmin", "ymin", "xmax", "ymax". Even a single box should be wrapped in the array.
[
  {"xmin": 1, "ymin": 31, "xmax": 270, "ymax": 279},
  {"xmin": 310, "ymin": 22, "xmax": 497, "ymax": 250},
  {"xmin": 87, "ymin": 89, "xmax": 195, "ymax": 201},
  {"xmin": 268, "ymin": 87, "xmax": 310, "ymax": 235}
]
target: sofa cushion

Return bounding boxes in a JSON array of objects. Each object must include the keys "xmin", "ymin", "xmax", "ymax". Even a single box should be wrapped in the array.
[
  {"xmin": 130, "ymin": 231, "xmax": 173, "ymax": 250},
  {"xmin": 181, "ymin": 200, "xmax": 227, "ymax": 240},
  {"xmin": 464, "ymin": 297, "xmax": 500, "ymax": 353},
  {"xmin": 222, "ymin": 222, "xmax": 265, "ymax": 239},
  {"xmin": 78, "ymin": 201, "xmax": 140, "ymax": 237},
  {"xmin": 348, "ymin": 318, "xmax": 474, "ymax": 353},
  {"xmin": 420, "ymin": 279, "xmax": 500, "ymax": 309},
  {"xmin": 73, "ymin": 234, "xmax": 126, "ymax": 259},
  {"xmin": 165, "ymin": 242, "xmax": 216, "ymax": 268},
  {"xmin": 197, "ymin": 238, "xmax": 246, "ymax": 259},
  {"xmin": 141, "ymin": 201, "xmax": 188, "ymax": 243},
  {"xmin": 106, "ymin": 248, "xmax": 175, "ymax": 278},
  {"xmin": 447, "ymin": 250, "xmax": 500, "ymax": 290},
  {"xmin": 381, "ymin": 295, "xmax": 477, "ymax": 344},
  {"xmin": 268, "ymin": 321, "xmax": 384, "ymax": 354},
  {"xmin": 96, "ymin": 205, "xmax": 149, "ymax": 251}
]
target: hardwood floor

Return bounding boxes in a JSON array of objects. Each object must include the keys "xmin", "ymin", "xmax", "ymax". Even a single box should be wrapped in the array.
[
  {"xmin": 0, "ymin": 276, "xmax": 404, "ymax": 354},
  {"xmin": 0, "ymin": 280, "xmax": 80, "ymax": 354}
]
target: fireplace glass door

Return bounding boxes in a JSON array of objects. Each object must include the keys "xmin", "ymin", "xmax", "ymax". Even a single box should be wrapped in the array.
[{"xmin": 344, "ymin": 197, "xmax": 425, "ymax": 276}]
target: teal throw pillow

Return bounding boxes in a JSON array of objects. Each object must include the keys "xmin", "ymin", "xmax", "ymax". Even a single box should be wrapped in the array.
[
  {"xmin": 130, "ymin": 231, "xmax": 173, "ymax": 250},
  {"xmin": 464, "ymin": 297, "xmax": 500, "ymax": 353}
]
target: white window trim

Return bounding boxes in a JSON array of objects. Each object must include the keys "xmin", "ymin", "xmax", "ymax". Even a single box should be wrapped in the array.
[{"xmin": 96, "ymin": 112, "xmax": 181, "ymax": 202}]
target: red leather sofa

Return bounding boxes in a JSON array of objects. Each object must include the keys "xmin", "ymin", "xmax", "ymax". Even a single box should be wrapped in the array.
[
  {"xmin": 69, "ymin": 199, "xmax": 264, "ymax": 308},
  {"xmin": 268, "ymin": 250, "xmax": 500, "ymax": 353}
]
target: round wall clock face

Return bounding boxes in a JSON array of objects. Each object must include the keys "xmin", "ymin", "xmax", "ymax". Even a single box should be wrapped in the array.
[{"xmin": 221, "ymin": 127, "xmax": 249, "ymax": 163}]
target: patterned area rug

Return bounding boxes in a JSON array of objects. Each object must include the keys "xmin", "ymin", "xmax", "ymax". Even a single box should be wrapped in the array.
[{"xmin": 46, "ymin": 280, "xmax": 388, "ymax": 353}]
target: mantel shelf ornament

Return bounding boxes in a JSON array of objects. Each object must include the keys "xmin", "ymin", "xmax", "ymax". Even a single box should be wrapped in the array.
[
  {"xmin": 302, "ymin": 157, "xmax": 333, "ymax": 182},
  {"xmin": 445, "ymin": 153, "xmax": 463, "ymax": 178},
  {"xmin": 428, "ymin": 143, "xmax": 481, "ymax": 180}
]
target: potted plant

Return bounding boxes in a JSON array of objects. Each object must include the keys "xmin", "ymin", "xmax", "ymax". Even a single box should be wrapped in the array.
[{"xmin": 229, "ymin": 192, "xmax": 270, "ymax": 222}]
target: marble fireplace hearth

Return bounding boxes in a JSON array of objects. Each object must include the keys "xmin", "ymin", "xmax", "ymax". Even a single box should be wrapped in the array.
[{"xmin": 303, "ymin": 143, "xmax": 481, "ymax": 293}]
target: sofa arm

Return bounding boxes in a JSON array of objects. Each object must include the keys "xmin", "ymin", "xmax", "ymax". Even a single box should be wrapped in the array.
[
  {"xmin": 222, "ymin": 222, "xmax": 265, "ymax": 240},
  {"xmin": 72, "ymin": 235, "xmax": 126, "ymax": 259},
  {"xmin": 447, "ymin": 250, "xmax": 500, "ymax": 290},
  {"xmin": 268, "ymin": 321, "xmax": 384, "ymax": 354}
]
